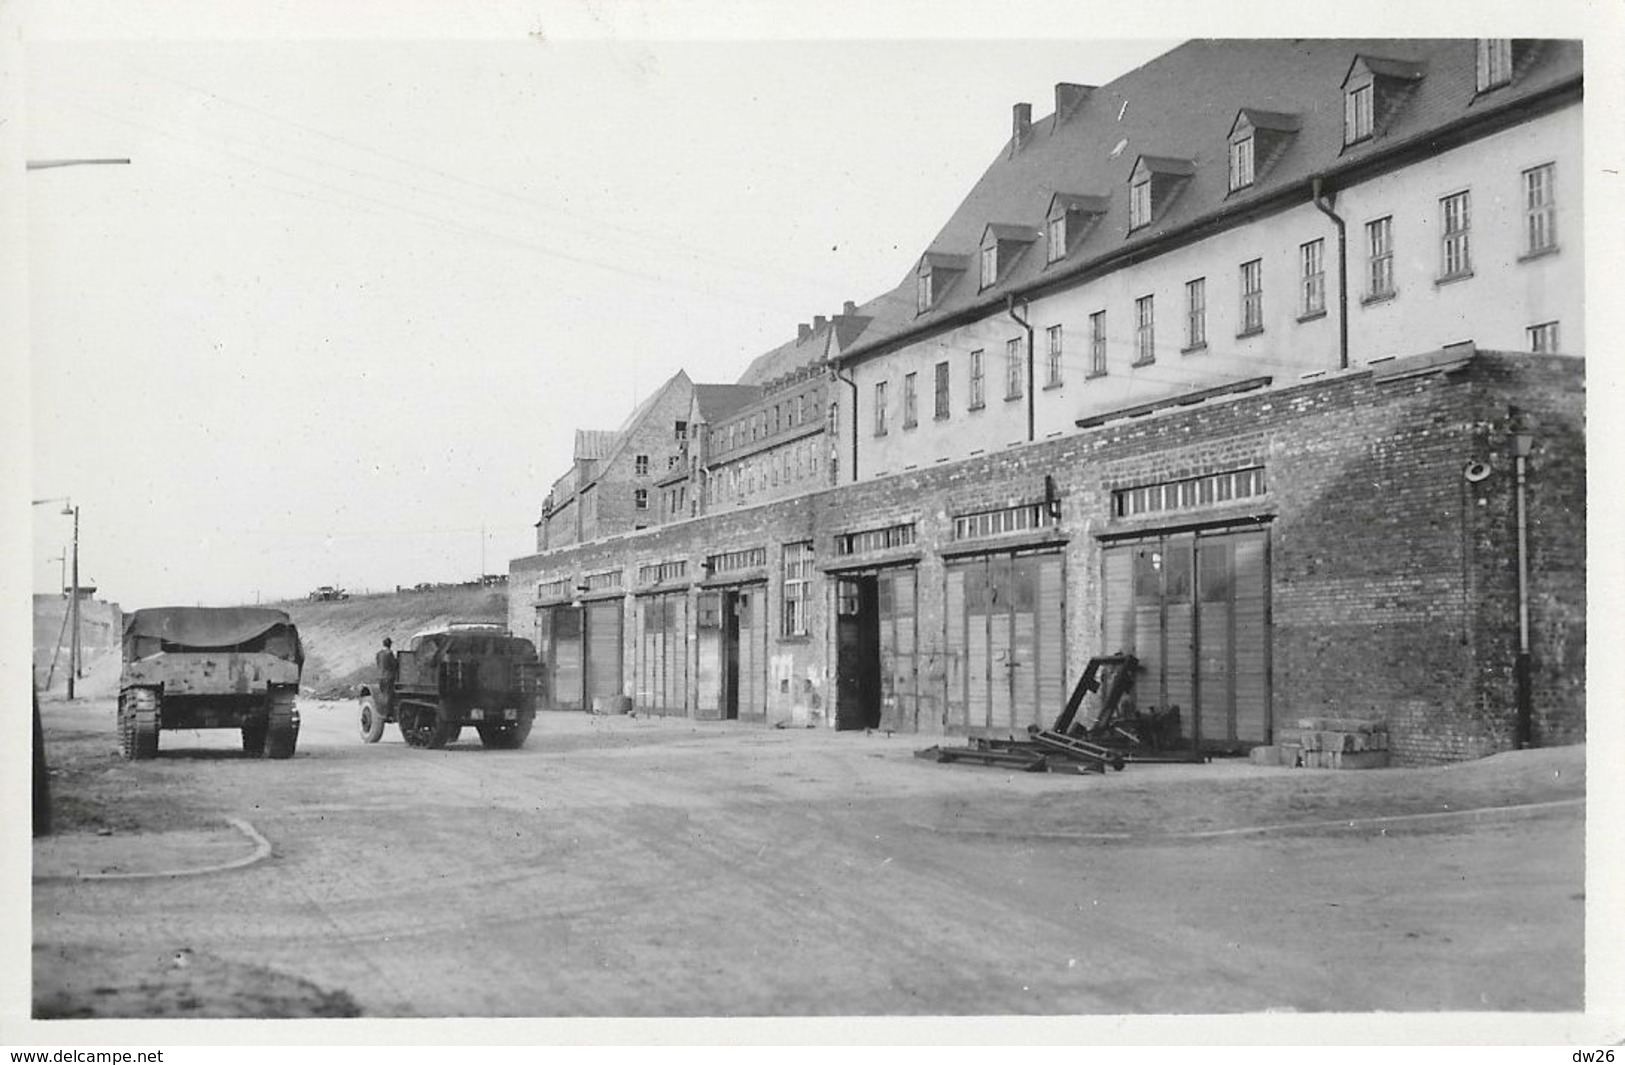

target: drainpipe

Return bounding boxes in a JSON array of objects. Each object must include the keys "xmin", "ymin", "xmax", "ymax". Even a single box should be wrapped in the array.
[
  {"xmin": 1311, "ymin": 177, "xmax": 1349, "ymax": 371},
  {"xmin": 1007, "ymin": 294, "xmax": 1035, "ymax": 442},
  {"xmin": 833, "ymin": 364, "xmax": 859, "ymax": 482},
  {"xmin": 1509, "ymin": 408, "xmax": 1536, "ymax": 748}
]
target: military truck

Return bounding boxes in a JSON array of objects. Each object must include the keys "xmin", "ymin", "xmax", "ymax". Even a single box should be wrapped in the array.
[
  {"xmin": 118, "ymin": 607, "xmax": 304, "ymax": 760},
  {"xmin": 358, "ymin": 622, "xmax": 541, "ymax": 749}
]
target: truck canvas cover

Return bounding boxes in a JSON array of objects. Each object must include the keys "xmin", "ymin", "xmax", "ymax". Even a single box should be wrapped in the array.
[{"xmin": 123, "ymin": 607, "xmax": 303, "ymax": 664}]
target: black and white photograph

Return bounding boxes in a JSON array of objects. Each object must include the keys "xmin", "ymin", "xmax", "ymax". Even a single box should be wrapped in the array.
[{"xmin": 4, "ymin": 0, "xmax": 1619, "ymax": 1050}]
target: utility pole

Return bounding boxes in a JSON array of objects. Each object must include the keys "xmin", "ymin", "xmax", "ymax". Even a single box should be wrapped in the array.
[
  {"xmin": 67, "ymin": 504, "xmax": 80, "ymax": 700},
  {"xmin": 28, "ymin": 156, "xmax": 129, "ymax": 702}
]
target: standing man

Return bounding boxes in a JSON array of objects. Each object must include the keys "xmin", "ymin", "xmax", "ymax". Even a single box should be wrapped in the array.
[{"xmin": 376, "ymin": 637, "xmax": 398, "ymax": 709}]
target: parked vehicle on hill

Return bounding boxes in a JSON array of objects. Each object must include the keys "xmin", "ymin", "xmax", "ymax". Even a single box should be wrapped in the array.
[
  {"xmin": 118, "ymin": 607, "xmax": 304, "ymax": 760},
  {"xmin": 358, "ymin": 622, "xmax": 541, "ymax": 749},
  {"xmin": 309, "ymin": 585, "xmax": 349, "ymax": 601}
]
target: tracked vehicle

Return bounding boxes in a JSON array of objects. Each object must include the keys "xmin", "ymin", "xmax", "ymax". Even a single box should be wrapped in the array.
[
  {"xmin": 359, "ymin": 622, "xmax": 541, "ymax": 750},
  {"xmin": 118, "ymin": 607, "xmax": 305, "ymax": 760}
]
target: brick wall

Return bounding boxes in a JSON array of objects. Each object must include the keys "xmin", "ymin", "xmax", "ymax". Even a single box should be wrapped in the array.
[{"xmin": 512, "ymin": 350, "xmax": 1584, "ymax": 763}]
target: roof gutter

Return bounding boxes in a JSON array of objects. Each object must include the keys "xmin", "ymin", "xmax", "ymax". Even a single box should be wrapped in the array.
[
  {"xmin": 832, "ymin": 364, "xmax": 858, "ymax": 482},
  {"xmin": 1007, "ymin": 295, "xmax": 1035, "ymax": 442},
  {"xmin": 1311, "ymin": 176, "xmax": 1349, "ymax": 371}
]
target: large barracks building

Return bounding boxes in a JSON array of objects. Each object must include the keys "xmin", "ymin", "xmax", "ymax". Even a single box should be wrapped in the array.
[{"xmin": 511, "ymin": 39, "xmax": 1584, "ymax": 765}]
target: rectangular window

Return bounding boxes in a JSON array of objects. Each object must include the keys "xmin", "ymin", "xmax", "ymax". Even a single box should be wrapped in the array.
[
  {"xmin": 873, "ymin": 381, "xmax": 888, "ymax": 436},
  {"xmin": 781, "ymin": 542, "xmax": 812, "ymax": 637},
  {"xmin": 1477, "ymin": 39, "xmax": 1513, "ymax": 92},
  {"xmin": 1228, "ymin": 136, "xmax": 1255, "ymax": 191},
  {"xmin": 1089, "ymin": 311, "xmax": 1107, "ymax": 376},
  {"xmin": 1240, "ymin": 258, "xmax": 1264, "ymax": 334},
  {"xmin": 981, "ymin": 245, "xmax": 998, "ymax": 288},
  {"xmin": 1130, "ymin": 179, "xmax": 1151, "ymax": 229},
  {"xmin": 835, "ymin": 523, "xmax": 916, "ymax": 557},
  {"xmin": 1046, "ymin": 216, "xmax": 1066, "ymax": 263},
  {"xmin": 1184, "ymin": 278, "xmax": 1206, "ymax": 350},
  {"xmin": 634, "ymin": 454, "xmax": 649, "ymax": 476},
  {"xmin": 1045, "ymin": 325, "xmax": 1063, "ymax": 387},
  {"xmin": 1005, "ymin": 338, "xmax": 1023, "ymax": 400},
  {"xmin": 674, "ymin": 420, "xmax": 688, "ymax": 441},
  {"xmin": 969, "ymin": 350, "xmax": 985, "ymax": 409},
  {"xmin": 1113, "ymin": 466, "xmax": 1268, "ymax": 518},
  {"xmin": 1366, "ymin": 216, "xmax": 1394, "ymax": 299},
  {"xmin": 1134, "ymin": 295, "xmax": 1155, "ymax": 365},
  {"xmin": 1528, "ymin": 321, "xmax": 1560, "ymax": 354},
  {"xmin": 1345, "ymin": 83, "xmax": 1373, "ymax": 144},
  {"xmin": 952, "ymin": 502, "xmax": 1055, "ymax": 541},
  {"xmin": 902, "ymin": 372, "xmax": 918, "ymax": 428},
  {"xmin": 583, "ymin": 569, "xmax": 623, "ymax": 592},
  {"xmin": 916, "ymin": 273, "xmax": 933, "ymax": 314},
  {"xmin": 1524, "ymin": 163, "xmax": 1557, "ymax": 255},
  {"xmin": 633, "ymin": 488, "xmax": 648, "ymax": 510},
  {"xmin": 1300, "ymin": 239, "xmax": 1326, "ymax": 317},
  {"xmin": 708, "ymin": 546, "xmax": 768, "ymax": 573},
  {"xmin": 934, "ymin": 360, "xmax": 950, "ymax": 420},
  {"xmin": 1441, "ymin": 191, "xmax": 1472, "ymax": 279}
]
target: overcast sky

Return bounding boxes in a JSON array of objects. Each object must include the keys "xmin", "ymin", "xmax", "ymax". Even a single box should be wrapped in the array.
[{"xmin": 7, "ymin": 1, "xmax": 1612, "ymax": 611}]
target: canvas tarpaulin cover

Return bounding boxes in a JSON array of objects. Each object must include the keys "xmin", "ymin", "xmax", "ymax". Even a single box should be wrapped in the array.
[{"xmin": 123, "ymin": 607, "xmax": 303, "ymax": 663}]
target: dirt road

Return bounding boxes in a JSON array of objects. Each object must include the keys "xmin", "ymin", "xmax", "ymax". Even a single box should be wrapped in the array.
[{"xmin": 31, "ymin": 693, "xmax": 1584, "ymax": 1018}]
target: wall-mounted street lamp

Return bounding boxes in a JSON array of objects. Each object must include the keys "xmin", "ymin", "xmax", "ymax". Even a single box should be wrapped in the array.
[{"xmin": 1508, "ymin": 406, "xmax": 1539, "ymax": 749}]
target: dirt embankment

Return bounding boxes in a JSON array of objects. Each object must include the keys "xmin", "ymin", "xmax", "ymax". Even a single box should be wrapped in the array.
[{"xmin": 268, "ymin": 586, "xmax": 508, "ymax": 697}]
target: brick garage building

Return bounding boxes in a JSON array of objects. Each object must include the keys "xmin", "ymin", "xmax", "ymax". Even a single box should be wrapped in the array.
[{"xmin": 512, "ymin": 347, "xmax": 1583, "ymax": 764}]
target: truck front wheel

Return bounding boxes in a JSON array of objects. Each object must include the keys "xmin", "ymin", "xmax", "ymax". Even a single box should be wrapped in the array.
[{"xmin": 359, "ymin": 695, "xmax": 387, "ymax": 743}]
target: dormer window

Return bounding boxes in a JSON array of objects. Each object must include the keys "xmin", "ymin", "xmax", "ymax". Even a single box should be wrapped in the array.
[
  {"xmin": 1229, "ymin": 136, "xmax": 1254, "ymax": 191},
  {"xmin": 977, "ymin": 225, "xmax": 1038, "ymax": 290},
  {"xmin": 1130, "ymin": 178, "xmax": 1151, "ymax": 229},
  {"xmin": 1127, "ymin": 156, "xmax": 1195, "ymax": 233},
  {"xmin": 1228, "ymin": 109, "xmax": 1299, "ymax": 193},
  {"xmin": 1045, "ymin": 193, "xmax": 1108, "ymax": 263},
  {"xmin": 1345, "ymin": 83, "xmax": 1374, "ymax": 143},
  {"xmin": 915, "ymin": 252, "xmax": 968, "ymax": 316},
  {"xmin": 1341, "ymin": 55, "xmax": 1426, "ymax": 148},
  {"xmin": 1476, "ymin": 39, "xmax": 1513, "ymax": 92}
]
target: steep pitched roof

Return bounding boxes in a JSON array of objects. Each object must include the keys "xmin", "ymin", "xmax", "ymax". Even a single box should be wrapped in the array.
[
  {"xmin": 841, "ymin": 38, "xmax": 1580, "ymax": 363},
  {"xmin": 692, "ymin": 383, "xmax": 760, "ymax": 423},
  {"xmin": 581, "ymin": 370, "xmax": 693, "ymax": 484},
  {"xmin": 573, "ymin": 429, "xmax": 617, "ymax": 461},
  {"xmin": 735, "ymin": 306, "xmax": 882, "ymax": 387}
]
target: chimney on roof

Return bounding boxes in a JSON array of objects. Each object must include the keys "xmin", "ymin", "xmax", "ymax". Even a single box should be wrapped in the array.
[
  {"xmin": 814, "ymin": 314, "xmax": 828, "ymax": 332},
  {"xmin": 798, "ymin": 323, "xmax": 813, "ymax": 342},
  {"xmin": 1010, "ymin": 102, "xmax": 1033, "ymax": 157},
  {"xmin": 1055, "ymin": 83, "xmax": 1094, "ymax": 122},
  {"xmin": 842, "ymin": 300, "xmax": 857, "ymax": 316}
]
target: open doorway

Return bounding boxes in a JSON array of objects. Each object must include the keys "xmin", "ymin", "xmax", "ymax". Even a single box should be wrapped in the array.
[{"xmin": 834, "ymin": 575, "xmax": 880, "ymax": 730}]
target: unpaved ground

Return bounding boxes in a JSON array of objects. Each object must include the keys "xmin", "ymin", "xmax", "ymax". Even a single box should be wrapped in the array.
[{"xmin": 31, "ymin": 685, "xmax": 1585, "ymax": 1020}]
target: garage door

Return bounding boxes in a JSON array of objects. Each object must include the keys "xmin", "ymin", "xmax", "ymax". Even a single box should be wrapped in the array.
[
  {"xmin": 636, "ymin": 592, "xmax": 688, "ymax": 716},
  {"xmin": 1102, "ymin": 528, "xmax": 1269, "ymax": 747},
  {"xmin": 944, "ymin": 550, "xmax": 1064, "ymax": 734},
  {"xmin": 584, "ymin": 599, "xmax": 624, "ymax": 706},
  {"xmin": 541, "ymin": 604, "xmax": 584, "ymax": 711}
]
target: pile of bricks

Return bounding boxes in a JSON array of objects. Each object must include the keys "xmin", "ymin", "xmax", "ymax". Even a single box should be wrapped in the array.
[{"xmin": 1250, "ymin": 718, "xmax": 1391, "ymax": 769}]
